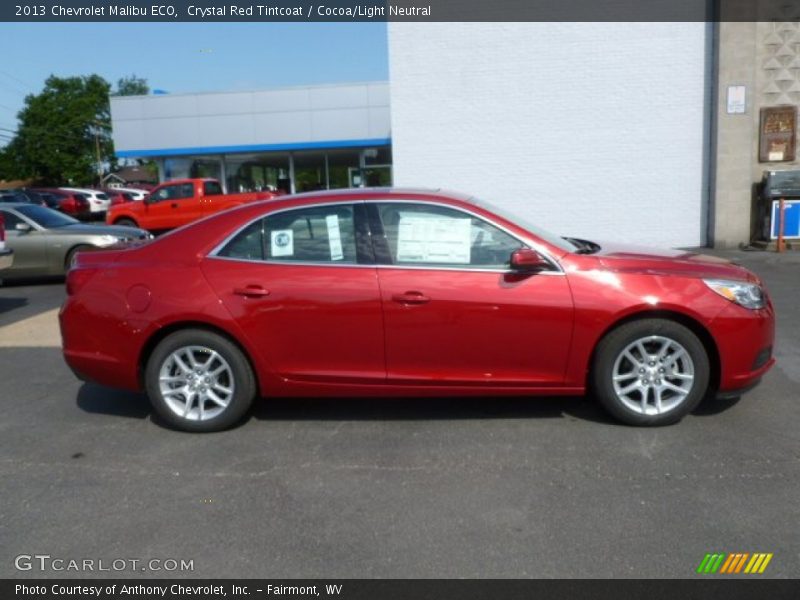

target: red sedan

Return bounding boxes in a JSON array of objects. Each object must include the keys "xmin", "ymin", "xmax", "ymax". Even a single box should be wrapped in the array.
[{"xmin": 60, "ymin": 189, "xmax": 775, "ymax": 432}]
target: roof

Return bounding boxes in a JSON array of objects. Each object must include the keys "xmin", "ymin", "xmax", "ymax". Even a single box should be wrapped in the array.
[{"xmin": 108, "ymin": 166, "xmax": 158, "ymax": 184}]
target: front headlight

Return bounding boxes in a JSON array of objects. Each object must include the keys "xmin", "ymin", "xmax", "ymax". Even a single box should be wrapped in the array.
[
  {"xmin": 95, "ymin": 235, "xmax": 121, "ymax": 247},
  {"xmin": 703, "ymin": 279, "xmax": 766, "ymax": 310}
]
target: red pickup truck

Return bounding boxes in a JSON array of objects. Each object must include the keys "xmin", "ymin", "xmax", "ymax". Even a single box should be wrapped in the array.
[{"xmin": 105, "ymin": 178, "xmax": 274, "ymax": 231}]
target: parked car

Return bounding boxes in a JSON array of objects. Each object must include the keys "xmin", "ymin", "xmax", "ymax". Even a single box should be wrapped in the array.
[
  {"xmin": 105, "ymin": 178, "xmax": 275, "ymax": 232},
  {"xmin": 59, "ymin": 187, "xmax": 111, "ymax": 216},
  {"xmin": 0, "ymin": 211, "xmax": 13, "ymax": 272},
  {"xmin": 60, "ymin": 188, "xmax": 776, "ymax": 432},
  {"xmin": 30, "ymin": 188, "xmax": 91, "ymax": 219},
  {"xmin": 105, "ymin": 189, "xmax": 137, "ymax": 207},
  {"xmin": 0, "ymin": 203, "xmax": 152, "ymax": 279},
  {"xmin": 0, "ymin": 189, "xmax": 48, "ymax": 206},
  {"xmin": 106, "ymin": 186, "xmax": 149, "ymax": 201}
]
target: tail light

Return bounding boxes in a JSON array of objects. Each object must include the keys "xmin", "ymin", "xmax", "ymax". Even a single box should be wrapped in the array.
[
  {"xmin": 66, "ymin": 267, "xmax": 99, "ymax": 295},
  {"xmin": 0, "ymin": 212, "xmax": 5, "ymax": 243}
]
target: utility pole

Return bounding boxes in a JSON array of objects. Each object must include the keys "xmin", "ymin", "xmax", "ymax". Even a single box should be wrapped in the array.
[{"xmin": 95, "ymin": 128, "xmax": 102, "ymax": 184}]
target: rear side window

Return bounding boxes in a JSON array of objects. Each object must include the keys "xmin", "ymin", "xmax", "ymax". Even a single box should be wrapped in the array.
[
  {"xmin": 152, "ymin": 183, "xmax": 194, "ymax": 202},
  {"xmin": 218, "ymin": 205, "xmax": 358, "ymax": 264},
  {"xmin": 219, "ymin": 219, "xmax": 265, "ymax": 261}
]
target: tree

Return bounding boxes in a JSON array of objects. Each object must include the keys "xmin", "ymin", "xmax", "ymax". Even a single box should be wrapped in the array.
[
  {"xmin": 114, "ymin": 75, "xmax": 149, "ymax": 96},
  {"xmin": 2, "ymin": 74, "xmax": 113, "ymax": 185}
]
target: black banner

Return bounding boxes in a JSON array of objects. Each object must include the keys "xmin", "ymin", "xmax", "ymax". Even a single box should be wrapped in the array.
[
  {"xmin": 4, "ymin": 579, "xmax": 800, "ymax": 600},
  {"xmin": 0, "ymin": 0, "xmax": 795, "ymax": 23}
]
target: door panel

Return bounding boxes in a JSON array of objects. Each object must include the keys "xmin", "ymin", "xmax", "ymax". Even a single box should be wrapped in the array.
[
  {"xmin": 1, "ymin": 211, "xmax": 47, "ymax": 276},
  {"xmin": 200, "ymin": 202, "xmax": 384, "ymax": 384},
  {"xmin": 145, "ymin": 182, "xmax": 199, "ymax": 229},
  {"xmin": 378, "ymin": 268, "xmax": 574, "ymax": 385},
  {"xmin": 202, "ymin": 260, "xmax": 385, "ymax": 383},
  {"xmin": 368, "ymin": 201, "xmax": 574, "ymax": 386}
]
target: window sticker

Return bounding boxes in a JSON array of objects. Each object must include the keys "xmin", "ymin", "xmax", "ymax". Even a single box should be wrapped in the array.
[
  {"xmin": 397, "ymin": 215, "xmax": 471, "ymax": 264},
  {"xmin": 326, "ymin": 215, "xmax": 344, "ymax": 261},
  {"xmin": 271, "ymin": 229, "xmax": 294, "ymax": 257}
]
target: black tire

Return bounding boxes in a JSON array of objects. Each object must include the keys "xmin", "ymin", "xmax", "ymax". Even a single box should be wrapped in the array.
[
  {"xmin": 64, "ymin": 245, "xmax": 92, "ymax": 271},
  {"xmin": 115, "ymin": 218, "xmax": 138, "ymax": 228},
  {"xmin": 591, "ymin": 319, "xmax": 709, "ymax": 426},
  {"xmin": 145, "ymin": 329, "xmax": 257, "ymax": 432}
]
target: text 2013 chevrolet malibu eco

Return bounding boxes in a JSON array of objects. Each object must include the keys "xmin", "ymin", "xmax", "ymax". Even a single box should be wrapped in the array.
[{"xmin": 59, "ymin": 189, "xmax": 775, "ymax": 432}]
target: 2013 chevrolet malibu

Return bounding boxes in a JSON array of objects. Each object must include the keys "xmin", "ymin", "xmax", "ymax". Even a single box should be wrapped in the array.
[{"xmin": 60, "ymin": 189, "xmax": 775, "ymax": 431}]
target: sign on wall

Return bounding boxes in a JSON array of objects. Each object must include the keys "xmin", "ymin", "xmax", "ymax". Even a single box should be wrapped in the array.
[
  {"xmin": 759, "ymin": 105, "xmax": 797, "ymax": 163},
  {"xmin": 726, "ymin": 85, "xmax": 746, "ymax": 114}
]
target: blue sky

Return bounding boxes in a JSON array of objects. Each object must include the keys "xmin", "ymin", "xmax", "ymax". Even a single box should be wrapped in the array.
[{"xmin": 0, "ymin": 22, "xmax": 388, "ymax": 142}]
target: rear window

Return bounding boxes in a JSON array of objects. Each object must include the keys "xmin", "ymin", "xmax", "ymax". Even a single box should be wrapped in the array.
[{"xmin": 204, "ymin": 181, "xmax": 223, "ymax": 196}]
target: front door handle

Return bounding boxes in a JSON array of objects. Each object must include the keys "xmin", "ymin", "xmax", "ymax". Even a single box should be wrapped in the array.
[
  {"xmin": 233, "ymin": 285, "xmax": 270, "ymax": 298},
  {"xmin": 391, "ymin": 291, "xmax": 430, "ymax": 305},
  {"xmin": 171, "ymin": 203, "xmax": 179, "ymax": 209}
]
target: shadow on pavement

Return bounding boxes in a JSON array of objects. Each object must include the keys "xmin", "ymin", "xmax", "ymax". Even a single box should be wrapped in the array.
[
  {"xmin": 76, "ymin": 381, "xmax": 619, "ymax": 427},
  {"xmin": 254, "ymin": 394, "xmax": 618, "ymax": 424},
  {"xmin": 0, "ymin": 275, "xmax": 65, "ymax": 287},
  {"xmin": 76, "ymin": 383, "xmax": 742, "ymax": 428},
  {"xmin": 76, "ymin": 383, "xmax": 150, "ymax": 419},
  {"xmin": 0, "ymin": 296, "xmax": 27, "ymax": 314},
  {"xmin": 691, "ymin": 394, "xmax": 742, "ymax": 416}
]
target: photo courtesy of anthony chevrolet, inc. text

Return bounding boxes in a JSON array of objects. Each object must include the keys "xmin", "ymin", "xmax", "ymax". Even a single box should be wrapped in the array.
[{"xmin": 0, "ymin": 1, "xmax": 797, "ymax": 599}]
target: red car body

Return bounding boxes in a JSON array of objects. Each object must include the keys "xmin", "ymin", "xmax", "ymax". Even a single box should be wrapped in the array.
[
  {"xmin": 31, "ymin": 188, "xmax": 91, "ymax": 219},
  {"xmin": 60, "ymin": 189, "xmax": 775, "ymax": 428}
]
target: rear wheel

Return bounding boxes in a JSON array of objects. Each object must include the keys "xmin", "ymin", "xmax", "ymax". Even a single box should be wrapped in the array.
[
  {"xmin": 145, "ymin": 329, "xmax": 256, "ymax": 432},
  {"xmin": 115, "ymin": 218, "xmax": 138, "ymax": 228},
  {"xmin": 591, "ymin": 319, "xmax": 709, "ymax": 426}
]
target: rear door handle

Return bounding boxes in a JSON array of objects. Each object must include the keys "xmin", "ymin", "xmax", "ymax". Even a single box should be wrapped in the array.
[
  {"xmin": 391, "ymin": 291, "xmax": 430, "ymax": 305},
  {"xmin": 171, "ymin": 203, "xmax": 179, "ymax": 208},
  {"xmin": 233, "ymin": 285, "xmax": 270, "ymax": 298}
]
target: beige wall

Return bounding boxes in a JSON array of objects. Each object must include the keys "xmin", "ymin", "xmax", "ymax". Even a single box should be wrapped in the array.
[{"xmin": 714, "ymin": 20, "xmax": 800, "ymax": 247}]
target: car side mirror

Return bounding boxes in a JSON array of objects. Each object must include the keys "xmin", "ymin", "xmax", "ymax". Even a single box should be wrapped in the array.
[
  {"xmin": 510, "ymin": 248, "xmax": 549, "ymax": 272},
  {"xmin": 143, "ymin": 194, "xmax": 153, "ymax": 204},
  {"xmin": 15, "ymin": 222, "xmax": 32, "ymax": 234}
]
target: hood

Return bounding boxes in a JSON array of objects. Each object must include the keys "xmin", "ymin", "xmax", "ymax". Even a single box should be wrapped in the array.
[
  {"xmin": 55, "ymin": 223, "xmax": 151, "ymax": 240},
  {"xmin": 591, "ymin": 242, "xmax": 758, "ymax": 283}
]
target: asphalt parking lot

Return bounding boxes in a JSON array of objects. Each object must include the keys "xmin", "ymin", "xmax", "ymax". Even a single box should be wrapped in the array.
[{"xmin": 0, "ymin": 250, "xmax": 798, "ymax": 579}]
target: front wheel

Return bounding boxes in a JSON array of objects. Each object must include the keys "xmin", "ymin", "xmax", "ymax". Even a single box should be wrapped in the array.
[
  {"xmin": 591, "ymin": 319, "xmax": 710, "ymax": 426},
  {"xmin": 145, "ymin": 329, "xmax": 256, "ymax": 432},
  {"xmin": 64, "ymin": 245, "xmax": 92, "ymax": 271}
]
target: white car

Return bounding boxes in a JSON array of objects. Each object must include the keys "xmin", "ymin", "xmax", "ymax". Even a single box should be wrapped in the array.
[{"xmin": 60, "ymin": 187, "xmax": 111, "ymax": 214}]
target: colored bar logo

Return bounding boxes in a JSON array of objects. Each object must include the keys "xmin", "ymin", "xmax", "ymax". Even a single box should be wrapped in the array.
[{"xmin": 697, "ymin": 553, "xmax": 773, "ymax": 574}]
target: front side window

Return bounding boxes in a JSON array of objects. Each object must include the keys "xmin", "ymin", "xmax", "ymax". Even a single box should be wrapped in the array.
[
  {"xmin": 218, "ymin": 204, "xmax": 359, "ymax": 264},
  {"xmin": 374, "ymin": 203, "xmax": 523, "ymax": 269}
]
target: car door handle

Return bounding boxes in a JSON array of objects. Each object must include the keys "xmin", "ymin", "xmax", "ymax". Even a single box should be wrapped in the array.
[
  {"xmin": 171, "ymin": 203, "xmax": 179, "ymax": 209},
  {"xmin": 233, "ymin": 285, "xmax": 270, "ymax": 298},
  {"xmin": 391, "ymin": 291, "xmax": 430, "ymax": 305}
]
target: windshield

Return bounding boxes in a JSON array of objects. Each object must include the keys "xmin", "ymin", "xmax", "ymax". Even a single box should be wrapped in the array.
[
  {"xmin": 471, "ymin": 196, "xmax": 579, "ymax": 253},
  {"xmin": 16, "ymin": 204, "xmax": 79, "ymax": 228}
]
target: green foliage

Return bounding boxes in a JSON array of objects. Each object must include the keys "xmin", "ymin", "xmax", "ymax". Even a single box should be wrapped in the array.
[
  {"xmin": 114, "ymin": 75, "xmax": 149, "ymax": 96},
  {"xmin": 0, "ymin": 74, "xmax": 114, "ymax": 185}
]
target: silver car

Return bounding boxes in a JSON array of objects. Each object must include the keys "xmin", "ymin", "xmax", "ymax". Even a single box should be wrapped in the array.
[{"xmin": 0, "ymin": 203, "xmax": 152, "ymax": 279}]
